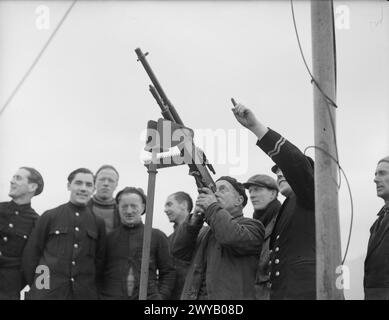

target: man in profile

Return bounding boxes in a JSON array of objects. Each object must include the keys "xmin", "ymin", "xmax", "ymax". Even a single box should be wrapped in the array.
[
  {"xmin": 164, "ymin": 191, "xmax": 193, "ymax": 299},
  {"xmin": 244, "ymin": 174, "xmax": 281, "ymax": 299},
  {"xmin": 0, "ymin": 167, "xmax": 43, "ymax": 300},
  {"xmin": 364, "ymin": 156, "xmax": 389, "ymax": 300}
]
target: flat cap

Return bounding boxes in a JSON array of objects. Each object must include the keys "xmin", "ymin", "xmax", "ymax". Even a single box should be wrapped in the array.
[{"xmin": 243, "ymin": 174, "xmax": 278, "ymax": 191}]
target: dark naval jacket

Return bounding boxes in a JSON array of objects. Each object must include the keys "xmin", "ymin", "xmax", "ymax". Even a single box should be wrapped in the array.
[
  {"xmin": 253, "ymin": 199, "xmax": 281, "ymax": 300},
  {"xmin": 22, "ymin": 202, "xmax": 106, "ymax": 300},
  {"xmin": 257, "ymin": 129, "xmax": 316, "ymax": 300},
  {"xmin": 0, "ymin": 201, "xmax": 39, "ymax": 299},
  {"xmin": 364, "ymin": 205, "xmax": 389, "ymax": 300}
]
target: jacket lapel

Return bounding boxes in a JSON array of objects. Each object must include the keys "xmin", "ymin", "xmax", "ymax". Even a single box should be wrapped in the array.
[{"xmin": 366, "ymin": 207, "xmax": 389, "ymax": 261}]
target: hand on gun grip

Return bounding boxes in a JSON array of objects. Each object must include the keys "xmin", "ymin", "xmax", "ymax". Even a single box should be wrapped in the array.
[{"xmin": 196, "ymin": 187, "xmax": 218, "ymax": 212}]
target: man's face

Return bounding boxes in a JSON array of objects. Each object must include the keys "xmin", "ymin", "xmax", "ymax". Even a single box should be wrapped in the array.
[
  {"xmin": 275, "ymin": 169, "xmax": 292, "ymax": 197},
  {"xmin": 95, "ymin": 169, "xmax": 118, "ymax": 200},
  {"xmin": 9, "ymin": 168, "xmax": 35, "ymax": 200},
  {"xmin": 248, "ymin": 185, "xmax": 276, "ymax": 210},
  {"xmin": 68, "ymin": 173, "xmax": 94, "ymax": 206},
  {"xmin": 374, "ymin": 161, "xmax": 389, "ymax": 201},
  {"xmin": 215, "ymin": 180, "xmax": 242, "ymax": 212},
  {"xmin": 164, "ymin": 195, "xmax": 186, "ymax": 223},
  {"xmin": 118, "ymin": 193, "xmax": 144, "ymax": 226}
]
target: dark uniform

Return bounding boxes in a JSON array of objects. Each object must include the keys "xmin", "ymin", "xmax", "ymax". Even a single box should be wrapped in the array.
[
  {"xmin": 22, "ymin": 202, "xmax": 106, "ymax": 300},
  {"xmin": 0, "ymin": 201, "xmax": 39, "ymax": 299},
  {"xmin": 100, "ymin": 223, "xmax": 175, "ymax": 300},
  {"xmin": 168, "ymin": 224, "xmax": 191, "ymax": 300},
  {"xmin": 253, "ymin": 199, "xmax": 281, "ymax": 300},
  {"xmin": 364, "ymin": 206, "xmax": 389, "ymax": 300},
  {"xmin": 257, "ymin": 129, "xmax": 315, "ymax": 300}
]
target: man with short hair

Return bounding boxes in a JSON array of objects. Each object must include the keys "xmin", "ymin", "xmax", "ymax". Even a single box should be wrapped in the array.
[
  {"xmin": 364, "ymin": 156, "xmax": 389, "ymax": 300},
  {"xmin": 244, "ymin": 174, "xmax": 281, "ymax": 300},
  {"xmin": 0, "ymin": 167, "xmax": 43, "ymax": 300},
  {"xmin": 171, "ymin": 176, "xmax": 264, "ymax": 300},
  {"xmin": 101, "ymin": 187, "xmax": 175, "ymax": 300},
  {"xmin": 232, "ymin": 102, "xmax": 316, "ymax": 300},
  {"xmin": 90, "ymin": 165, "xmax": 120, "ymax": 234},
  {"xmin": 164, "ymin": 191, "xmax": 193, "ymax": 299},
  {"xmin": 23, "ymin": 168, "xmax": 106, "ymax": 300}
]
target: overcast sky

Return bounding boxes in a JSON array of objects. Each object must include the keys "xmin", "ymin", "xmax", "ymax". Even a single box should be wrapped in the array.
[{"xmin": 0, "ymin": 1, "xmax": 388, "ymax": 299}]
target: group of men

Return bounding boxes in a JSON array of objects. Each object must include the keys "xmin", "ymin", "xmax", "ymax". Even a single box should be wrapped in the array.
[{"xmin": 0, "ymin": 103, "xmax": 388, "ymax": 300}]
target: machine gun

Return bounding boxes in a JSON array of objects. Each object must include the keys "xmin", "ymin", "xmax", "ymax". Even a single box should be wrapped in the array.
[{"xmin": 135, "ymin": 48, "xmax": 216, "ymax": 193}]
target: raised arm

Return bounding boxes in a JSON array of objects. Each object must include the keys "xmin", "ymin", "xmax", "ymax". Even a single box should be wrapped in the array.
[{"xmin": 232, "ymin": 102, "xmax": 314, "ymax": 208}]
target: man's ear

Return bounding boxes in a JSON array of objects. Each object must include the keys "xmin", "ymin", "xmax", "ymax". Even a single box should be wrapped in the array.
[
  {"xmin": 28, "ymin": 182, "xmax": 38, "ymax": 195},
  {"xmin": 67, "ymin": 182, "xmax": 71, "ymax": 191},
  {"xmin": 235, "ymin": 195, "xmax": 244, "ymax": 207}
]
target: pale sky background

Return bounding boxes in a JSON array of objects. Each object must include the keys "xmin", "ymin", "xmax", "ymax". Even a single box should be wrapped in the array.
[{"xmin": 0, "ymin": 0, "xmax": 388, "ymax": 299}]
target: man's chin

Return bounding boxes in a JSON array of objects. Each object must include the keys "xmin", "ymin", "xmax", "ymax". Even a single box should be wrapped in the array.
[{"xmin": 73, "ymin": 199, "xmax": 89, "ymax": 206}]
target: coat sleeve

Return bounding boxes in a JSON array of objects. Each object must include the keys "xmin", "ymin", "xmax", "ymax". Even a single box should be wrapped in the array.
[
  {"xmin": 257, "ymin": 128, "xmax": 315, "ymax": 209},
  {"xmin": 170, "ymin": 214, "xmax": 204, "ymax": 262},
  {"xmin": 204, "ymin": 203, "xmax": 265, "ymax": 256},
  {"xmin": 21, "ymin": 211, "xmax": 51, "ymax": 286},
  {"xmin": 155, "ymin": 230, "xmax": 176, "ymax": 300}
]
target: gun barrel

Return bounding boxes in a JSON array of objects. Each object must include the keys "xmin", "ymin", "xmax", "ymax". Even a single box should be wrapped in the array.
[
  {"xmin": 135, "ymin": 48, "xmax": 184, "ymax": 125},
  {"xmin": 149, "ymin": 85, "xmax": 174, "ymax": 121}
]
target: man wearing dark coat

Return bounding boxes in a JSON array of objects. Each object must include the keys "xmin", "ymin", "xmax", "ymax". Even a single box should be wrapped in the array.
[
  {"xmin": 364, "ymin": 156, "xmax": 389, "ymax": 300},
  {"xmin": 100, "ymin": 187, "xmax": 175, "ymax": 300},
  {"xmin": 243, "ymin": 174, "xmax": 281, "ymax": 300},
  {"xmin": 164, "ymin": 191, "xmax": 192, "ymax": 299},
  {"xmin": 0, "ymin": 167, "xmax": 43, "ymax": 300},
  {"xmin": 232, "ymin": 102, "xmax": 316, "ymax": 300},
  {"xmin": 171, "ymin": 176, "xmax": 264, "ymax": 300},
  {"xmin": 22, "ymin": 168, "xmax": 106, "ymax": 300}
]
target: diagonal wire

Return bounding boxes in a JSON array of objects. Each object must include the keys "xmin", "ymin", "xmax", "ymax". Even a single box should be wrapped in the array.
[{"xmin": 0, "ymin": 0, "xmax": 78, "ymax": 117}]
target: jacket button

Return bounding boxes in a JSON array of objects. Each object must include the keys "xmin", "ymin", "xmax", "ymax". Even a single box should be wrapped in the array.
[
  {"xmin": 268, "ymin": 260, "xmax": 272, "ymax": 265},
  {"xmin": 15, "ymin": 211, "xmax": 19, "ymax": 215},
  {"xmin": 276, "ymin": 235, "xmax": 280, "ymax": 240},
  {"xmin": 267, "ymin": 282, "xmax": 272, "ymax": 289},
  {"xmin": 9, "ymin": 223, "xmax": 14, "ymax": 228},
  {"xmin": 72, "ymin": 261, "xmax": 76, "ymax": 266},
  {"xmin": 75, "ymin": 212, "xmax": 80, "ymax": 217},
  {"xmin": 75, "ymin": 227, "xmax": 79, "ymax": 232},
  {"xmin": 0, "ymin": 251, "xmax": 2, "ymax": 256},
  {"xmin": 55, "ymin": 230, "xmax": 60, "ymax": 235},
  {"xmin": 275, "ymin": 247, "xmax": 279, "ymax": 252},
  {"xmin": 74, "ymin": 244, "xmax": 78, "ymax": 248},
  {"xmin": 275, "ymin": 259, "xmax": 280, "ymax": 264},
  {"xmin": 23, "ymin": 235, "xmax": 28, "ymax": 239},
  {"xmin": 70, "ymin": 278, "xmax": 75, "ymax": 282},
  {"xmin": 275, "ymin": 271, "xmax": 280, "ymax": 277},
  {"xmin": 3, "ymin": 237, "xmax": 7, "ymax": 242}
]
